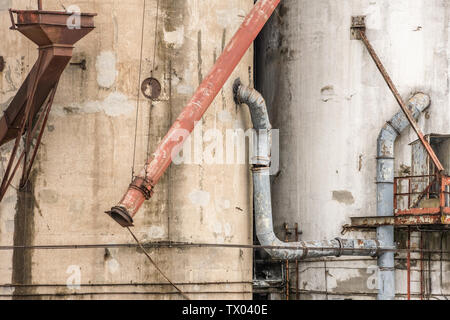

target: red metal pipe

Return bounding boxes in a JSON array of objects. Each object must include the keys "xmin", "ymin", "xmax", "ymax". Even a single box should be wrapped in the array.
[{"xmin": 107, "ymin": 0, "xmax": 281, "ymax": 227}]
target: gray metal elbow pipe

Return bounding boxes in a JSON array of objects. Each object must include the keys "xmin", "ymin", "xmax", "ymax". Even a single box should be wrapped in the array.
[
  {"xmin": 376, "ymin": 93, "xmax": 430, "ymax": 300},
  {"xmin": 235, "ymin": 80, "xmax": 393, "ymax": 261},
  {"xmin": 253, "ymin": 167, "xmax": 387, "ymax": 260}
]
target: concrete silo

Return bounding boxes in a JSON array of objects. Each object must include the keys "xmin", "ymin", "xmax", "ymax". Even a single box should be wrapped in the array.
[
  {"xmin": 0, "ymin": 0, "xmax": 256, "ymax": 300},
  {"xmin": 256, "ymin": 0, "xmax": 450, "ymax": 300}
]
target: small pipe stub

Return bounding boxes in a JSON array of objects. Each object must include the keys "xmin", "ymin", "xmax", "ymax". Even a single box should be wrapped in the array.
[
  {"xmin": 70, "ymin": 59, "xmax": 87, "ymax": 70},
  {"xmin": 105, "ymin": 206, "xmax": 134, "ymax": 228},
  {"xmin": 0, "ymin": 56, "xmax": 4, "ymax": 72}
]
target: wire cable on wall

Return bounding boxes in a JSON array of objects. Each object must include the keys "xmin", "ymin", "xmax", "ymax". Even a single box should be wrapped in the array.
[
  {"xmin": 127, "ymin": 227, "xmax": 190, "ymax": 300},
  {"xmin": 131, "ymin": 0, "xmax": 148, "ymax": 180}
]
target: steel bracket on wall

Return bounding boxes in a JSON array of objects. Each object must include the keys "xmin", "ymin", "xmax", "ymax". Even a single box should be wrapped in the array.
[
  {"xmin": 350, "ymin": 16, "xmax": 366, "ymax": 40},
  {"xmin": 0, "ymin": 2, "xmax": 96, "ymax": 201},
  {"xmin": 351, "ymin": 16, "xmax": 444, "ymax": 173}
]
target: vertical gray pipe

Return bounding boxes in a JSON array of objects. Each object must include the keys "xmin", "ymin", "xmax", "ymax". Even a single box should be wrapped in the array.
[
  {"xmin": 234, "ymin": 79, "xmax": 393, "ymax": 261},
  {"xmin": 376, "ymin": 93, "xmax": 430, "ymax": 300}
]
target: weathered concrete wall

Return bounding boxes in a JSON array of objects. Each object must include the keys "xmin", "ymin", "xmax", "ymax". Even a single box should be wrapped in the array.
[
  {"xmin": 256, "ymin": 0, "xmax": 450, "ymax": 300},
  {"xmin": 0, "ymin": 0, "xmax": 253, "ymax": 299}
]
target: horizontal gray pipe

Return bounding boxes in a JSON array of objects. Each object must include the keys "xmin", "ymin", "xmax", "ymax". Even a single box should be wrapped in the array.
[
  {"xmin": 376, "ymin": 92, "xmax": 431, "ymax": 300},
  {"xmin": 235, "ymin": 80, "xmax": 394, "ymax": 261}
]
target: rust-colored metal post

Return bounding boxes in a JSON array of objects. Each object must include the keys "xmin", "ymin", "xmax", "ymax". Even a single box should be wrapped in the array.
[
  {"xmin": 420, "ymin": 231, "xmax": 424, "ymax": 300},
  {"xmin": 107, "ymin": 0, "xmax": 281, "ymax": 227},
  {"xmin": 358, "ymin": 29, "xmax": 444, "ymax": 173},
  {"xmin": 394, "ymin": 178, "xmax": 398, "ymax": 211},
  {"xmin": 440, "ymin": 177, "xmax": 446, "ymax": 209},
  {"xmin": 408, "ymin": 178, "xmax": 412, "ymax": 209},
  {"xmin": 407, "ymin": 227, "xmax": 411, "ymax": 300},
  {"xmin": 37, "ymin": 0, "xmax": 43, "ymax": 10}
]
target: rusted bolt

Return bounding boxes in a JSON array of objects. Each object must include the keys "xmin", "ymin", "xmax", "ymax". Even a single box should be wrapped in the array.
[
  {"xmin": 0, "ymin": 56, "xmax": 4, "ymax": 72},
  {"xmin": 141, "ymin": 77, "xmax": 161, "ymax": 100}
]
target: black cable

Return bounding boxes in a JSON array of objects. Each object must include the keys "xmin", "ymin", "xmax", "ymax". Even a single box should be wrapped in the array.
[{"xmin": 126, "ymin": 227, "xmax": 190, "ymax": 300}]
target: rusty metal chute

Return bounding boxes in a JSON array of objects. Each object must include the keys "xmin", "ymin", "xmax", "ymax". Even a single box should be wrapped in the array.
[
  {"xmin": 107, "ymin": 0, "xmax": 281, "ymax": 227},
  {"xmin": 0, "ymin": 3, "xmax": 96, "ymax": 201}
]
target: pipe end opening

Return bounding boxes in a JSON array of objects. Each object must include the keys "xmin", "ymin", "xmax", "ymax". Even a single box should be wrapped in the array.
[{"xmin": 106, "ymin": 206, "xmax": 134, "ymax": 228}]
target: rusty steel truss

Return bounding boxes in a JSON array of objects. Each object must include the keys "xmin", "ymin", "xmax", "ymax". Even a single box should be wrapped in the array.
[{"xmin": 0, "ymin": 2, "xmax": 96, "ymax": 201}]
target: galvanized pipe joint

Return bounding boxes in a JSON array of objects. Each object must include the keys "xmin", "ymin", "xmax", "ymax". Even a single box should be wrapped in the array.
[{"xmin": 376, "ymin": 92, "xmax": 430, "ymax": 300}]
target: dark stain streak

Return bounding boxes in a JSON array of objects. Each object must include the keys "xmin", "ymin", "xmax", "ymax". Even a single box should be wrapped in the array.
[
  {"xmin": 197, "ymin": 30, "xmax": 203, "ymax": 84},
  {"xmin": 12, "ymin": 173, "xmax": 37, "ymax": 300},
  {"xmin": 220, "ymin": 29, "xmax": 227, "ymax": 110},
  {"xmin": 221, "ymin": 29, "xmax": 227, "ymax": 52}
]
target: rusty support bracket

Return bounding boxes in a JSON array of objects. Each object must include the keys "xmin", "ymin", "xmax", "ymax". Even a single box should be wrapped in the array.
[
  {"xmin": 350, "ymin": 16, "xmax": 366, "ymax": 40},
  {"xmin": 352, "ymin": 17, "xmax": 445, "ymax": 173},
  {"xmin": 70, "ymin": 59, "xmax": 87, "ymax": 71},
  {"xmin": 8, "ymin": 9, "xmax": 17, "ymax": 30}
]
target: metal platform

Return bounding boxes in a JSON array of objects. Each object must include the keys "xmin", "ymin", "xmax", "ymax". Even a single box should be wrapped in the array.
[{"xmin": 345, "ymin": 173, "xmax": 450, "ymax": 232}]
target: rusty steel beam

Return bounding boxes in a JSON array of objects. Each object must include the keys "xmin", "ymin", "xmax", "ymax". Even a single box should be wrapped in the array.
[
  {"xmin": 107, "ymin": 0, "xmax": 281, "ymax": 227},
  {"xmin": 357, "ymin": 29, "xmax": 444, "ymax": 173},
  {"xmin": 348, "ymin": 214, "xmax": 450, "ymax": 228},
  {"xmin": 0, "ymin": 86, "xmax": 55, "ymax": 201}
]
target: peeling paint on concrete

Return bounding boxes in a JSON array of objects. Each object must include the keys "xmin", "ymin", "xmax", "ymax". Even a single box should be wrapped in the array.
[
  {"xmin": 68, "ymin": 199, "xmax": 85, "ymax": 214},
  {"xmin": 332, "ymin": 191, "xmax": 355, "ymax": 205},
  {"xmin": 176, "ymin": 84, "xmax": 194, "ymax": 95},
  {"xmin": 216, "ymin": 198, "xmax": 231, "ymax": 211},
  {"xmin": 107, "ymin": 259, "xmax": 120, "ymax": 274},
  {"xmin": 215, "ymin": 8, "xmax": 246, "ymax": 28},
  {"xmin": 148, "ymin": 226, "xmax": 165, "ymax": 239},
  {"xmin": 320, "ymin": 85, "xmax": 335, "ymax": 102},
  {"xmin": 218, "ymin": 110, "xmax": 233, "ymax": 123},
  {"xmin": 163, "ymin": 25, "xmax": 185, "ymax": 48},
  {"xmin": 95, "ymin": 51, "xmax": 117, "ymax": 89},
  {"xmin": 53, "ymin": 92, "xmax": 134, "ymax": 117},
  {"xmin": 188, "ymin": 190, "xmax": 211, "ymax": 208},
  {"xmin": 39, "ymin": 190, "xmax": 59, "ymax": 205}
]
